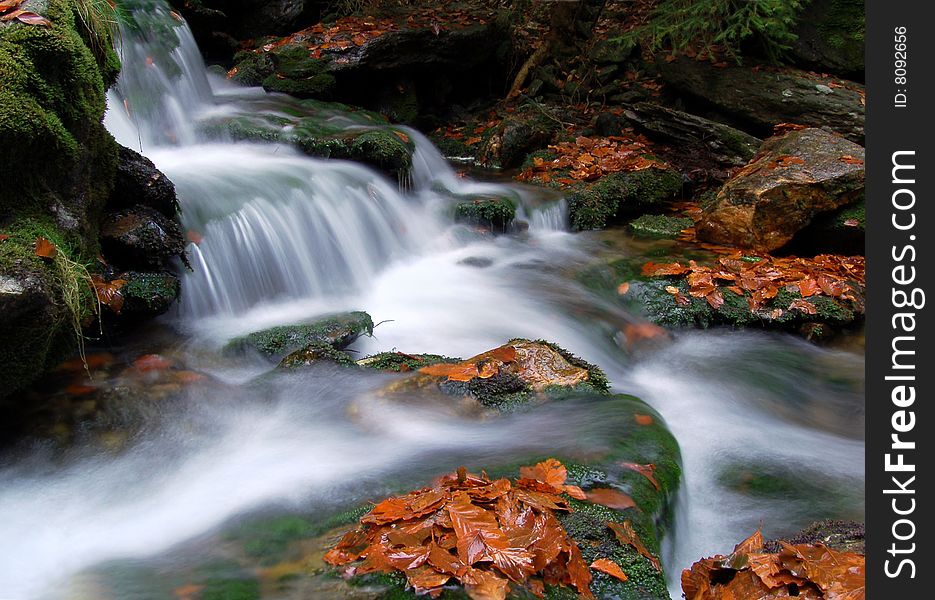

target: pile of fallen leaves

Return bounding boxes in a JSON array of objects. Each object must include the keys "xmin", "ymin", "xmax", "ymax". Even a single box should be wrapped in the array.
[
  {"xmin": 682, "ymin": 530, "xmax": 864, "ymax": 600},
  {"xmin": 0, "ymin": 0, "xmax": 51, "ymax": 26},
  {"xmin": 641, "ymin": 252, "xmax": 864, "ymax": 314},
  {"xmin": 517, "ymin": 135, "xmax": 665, "ymax": 185},
  {"xmin": 325, "ymin": 459, "xmax": 654, "ymax": 599}
]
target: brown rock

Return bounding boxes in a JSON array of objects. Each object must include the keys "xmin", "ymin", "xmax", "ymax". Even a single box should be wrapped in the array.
[{"xmin": 696, "ymin": 128, "xmax": 864, "ymax": 252}]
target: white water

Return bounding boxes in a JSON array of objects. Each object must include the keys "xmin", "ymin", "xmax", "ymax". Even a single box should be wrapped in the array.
[{"xmin": 0, "ymin": 3, "xmax": 864, "ymax": 599}]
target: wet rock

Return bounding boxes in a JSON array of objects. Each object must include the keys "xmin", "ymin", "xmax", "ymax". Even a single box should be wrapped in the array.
[
  {"xmin": 786, "ymin": 198, "xmax": 865, "ymax": 256},
  {"xmin": 230, "ymin": 311, "xmax": 374, "ymax": 358},
  {"xmin": 697, "ymin": 128, "xmax": 864, "ymax": 252},
  {"xmin": 458, "ymin": 256, "xmax": 494, "ymax": 268},
  {"xmin": 790, "ymin": 0, "xmax": 864, "ymax": 79},
  {"xmin": 356, "ymin": 352, "xmax": 460, "ymax": 372},
  {"xmin": 657, "ymin": 57, "xmax": 864, "ymax": 143},
  {"xmin": 109, "ymin": 145, "xmax": 179, "ymax": 218},
  {"xmin": 627, "ymin": 214, "xmax": 694, "ymax": 239},
  {"xmin": 116, "ymin": 271, "xmax": 181, "ymax": 319},
  {"xmin": 625, "ymin": 102, "xmax": 761, "ymax": 169},
  {"xmin": 278, "ymin": 343, "xmax": 356, "ymax": 369},
  {"xmin": 381, "ymin": 339, "xmax": 610, "ymax": 408},
  {"xmin": 766, "ymin": 520, "xmax": 865, "ymax": 555},
  {"xmin": 567, "ymin": 168, "xmax": 683, "ymax": 231},
  {"xmin": 100, "ymin": 206, "xmax": 187, "ymax": 271}
]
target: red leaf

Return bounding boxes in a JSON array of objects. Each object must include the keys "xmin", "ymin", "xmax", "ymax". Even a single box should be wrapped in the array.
[
  {"xmin": 585, "ymin": 488, "xmax": 635, "ymax": 510},
  {"xmin": 34, "ymin": 236, "xmax": 57, "ymax": 259}
]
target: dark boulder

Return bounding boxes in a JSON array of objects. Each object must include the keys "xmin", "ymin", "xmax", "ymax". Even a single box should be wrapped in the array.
[
  {"xmin": 100, "ymin": 206, "xmax": 187, "ymax": 271},
  {"xmin": 625, "ymin": 102, "xmax": 761, "ymax": 170},
  {"xmin": 790, "ymin": 0, "xmax": 864, "ymax": 80},
  {"xmin": 657, "ymin": 57, "xmax": 864, "ymax": 143},
  {"xmin": 110, "ymin": 145, "xmax": 179, "ymax": 217}
]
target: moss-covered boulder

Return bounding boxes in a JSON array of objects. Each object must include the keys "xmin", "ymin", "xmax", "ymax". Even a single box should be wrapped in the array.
[
  {"xmin": 229, "ymin": 311, "xmax": 374, "ymax": 359},
  {"xmin": 628, "ymin": 214, "xmax": 694, "ymax": 239},
  {"xmin": 0, "ymin": 0, "xmax": 121, "ymax": 401},
  {"xmin": 202, "ymin": 100, "xmax": 414, "ymax": 178},
  {"xmin": 453, "ymin": 196, "xmax": 518, "ymax": 233},
  {"xmin": 357, "ymin": 351, "xmax": 462, "ymax": 373},
  {"xmin": 379, "ymin": 339, "xmax": 610, "ymax": 409},
  {"xmin": 278, "ymin": 343, "xmax": 357, "ymax": 369},
  {"xmin": 567, "ymin": 168, "xmax": 683, "ymax": 231},
  {"xmin": 117, "ymin": 270, "xmax": 181, "ymax": 319},
  {"xmin": 697, "ymin": 128, "xmax": 864, "ymax": 252}
]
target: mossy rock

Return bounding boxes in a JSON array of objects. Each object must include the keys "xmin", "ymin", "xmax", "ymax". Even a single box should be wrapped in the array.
[
  {"xmin": 234, "ymin": 44, "xmax": 336, "ymax": 98},
  {"xmin": 357, "ymin": 352, "xmax": 462, "ymax": 372},
  {"xmin": 378, "ymin": 339, "xmax": 611, "ymax": 411},
  {"xmin": 627, "ymin": 214, "xmax": 694, "ymax": 239},
  {"xmin": 278, "ymin": 342, "xmax": 357, "ymax": 369},
  {"xmin": 301, "ymin": 392, "xmax": 678, "ymax": 599},
  {"xmin": 453, "ymin": 196, "xmax": 518, "ymax": 233},
  {"xmin": 567, "ymin": 168, "xmax": 683, "ymax": 231},
  {"xmin": 791, "ymin": 0, "xmax": 864, "ymax": 77},
  {"xmin": 118, "ymin": 270, "xmax": 180, "ymax": 318},
  {"xmin": 228, "ymin": 311, "xmax": 374, "ymax": 358}
]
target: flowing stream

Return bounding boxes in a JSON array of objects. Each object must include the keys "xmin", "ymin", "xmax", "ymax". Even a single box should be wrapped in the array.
[{"xmin": 0, "ymin": 3, "xmax": 864, "ymax": 599}]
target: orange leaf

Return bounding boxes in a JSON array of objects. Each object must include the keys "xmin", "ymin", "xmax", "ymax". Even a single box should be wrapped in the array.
[
  {"xmin": 608, "ymin": 520, "xmax": 660, "ymax": 570},
  {"xmin": 619, "ymin": 462, "xmax": 660, "ymax": 491},
  {"xmin": 617, "ymin": 281, "xmax": 630, "ymax": 295},
  {"xmin": 590, "ymin": 558, "xmax": 628, "ymax": 582},
  {"xmin": 585, "ymin": 488, "xmax": 635, "ymax": 510},
  {"xmin": 34, "ymin": 236, "xmax": 57, "ymax": 259},
  {"xmin": 393, "ymin": 130, "xmax": 410, "ymax": 143},
  {"xmin": 419, "ymin": 362, "xmax": 480, "ymax": 382},
  {"xmin": 634, "ymin": 413, "xmax": 653, "ymax": 426},
  {"xmin": 519, "ymin": 458, "xmax": 567, "ymax": 490}
]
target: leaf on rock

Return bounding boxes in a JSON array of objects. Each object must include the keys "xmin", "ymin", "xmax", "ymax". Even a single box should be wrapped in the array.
[
  {"xmin": 590, "ymin": 558, "xmax": 628, "ymax": 582},
  {"xmin": 619, "ymin": 462, "xmax": 660, "ymax": 491},
  {"xmin": 519, "ymin": 458, "xmax": 567, "ymax": 490},
  {"xmin": 634, "ymin": 413, "xmax": 654, "ymax": 426},
  {"xmin": 609, "ymin": 520, "xmax": 660, "ymax": 571},
  {"xmin": 585, "ymin": 488, "xmax": 635, "ymax": 510}
]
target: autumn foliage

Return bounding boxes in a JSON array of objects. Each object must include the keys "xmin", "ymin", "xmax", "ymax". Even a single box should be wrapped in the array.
[
  {"xmin": 325, "ymin": 459, "xmax": 654, "ymax": 599},
  {"xmin": 0, "ymin": 0, "xmax": 52, "ymax": 26},
  {"xmin": 518, "ymin": 135, "xmax": 666, "ymax": 185},
  {"xmin": 641, "ymin": 252, "xmax": 864, "ymax": 314},
  {"xmin": 682, "ymin": 529, "xmax": 865, "ymax": 600}
]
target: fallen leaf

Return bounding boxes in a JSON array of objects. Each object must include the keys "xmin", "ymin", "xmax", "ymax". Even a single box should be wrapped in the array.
[
  {"xmin": 608, "ymin": 521, "xmax": 660, "ymax": 570},
  {"xmin": 617, "ymin": 281, "xmax": 630, "ymax": 296},
  {"xmin": 34, "ymin": 236, "xmax": 57, "ymax": 259},
  {"xmin": 619, "ymin": 462, "xmax": 660, "ymax": 491},
  {"xmin": 634, "ymin": 413, "xmax": 653, "ymax": 426},
  {"xmin": 590, "ymin": 558, "xmax": 628, "ymax": 582},
  {"xmin": 585, "ymin": 488, "xmax": 635, "ymax": 510}
]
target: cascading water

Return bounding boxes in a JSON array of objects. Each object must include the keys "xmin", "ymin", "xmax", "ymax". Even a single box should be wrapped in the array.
[{"xmin": 0, "ymin": 2, "xmax": 863, "ymax": 599}]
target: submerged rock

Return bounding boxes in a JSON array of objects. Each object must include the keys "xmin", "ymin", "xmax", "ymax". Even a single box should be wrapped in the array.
[
  {"xmin": 627, "ymin": 214, "xmax": 694, "ymax": 239},
  {"xmin": 697, "ymin": 128, "xmax": 864, "ymax": 252},
  {"xmin": 230, "ymin": 311, "xmax": 374, "ymax": 358},
  {"xmin": 202, "ymin": 100, "xmax": 414, "ymax": 177},
  {"xmin": 657, "ymin": 57, "xmax": 864, "ymax": 143}
]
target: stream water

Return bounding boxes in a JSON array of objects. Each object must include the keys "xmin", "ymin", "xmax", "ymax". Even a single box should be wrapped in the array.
[{"xmin": 0, "ymin": 3, "xmax": 864, "ymax": 599}]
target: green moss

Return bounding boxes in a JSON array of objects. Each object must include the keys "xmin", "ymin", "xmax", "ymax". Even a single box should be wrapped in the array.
[
  {"xmin": 120, "ymin": 271, "xmax": 179, "ymax": 314},
  {"xmin": 453, "ymin": 196, "xmax": 518, "ymax": 232},
  {"xmin": 357, "ymin": 352, "xmax": 462, "ymax": 372},
  {"xmin": 815, "ymin": 0, "xmax": 864, "ymax": 70},
  {"xmin": 229, "ymin": 311, "xmax": 374, "ymax": 357},
  {"xmin": 278, "ymin": 342, "xmax": 357, "ymax": 369},
  {"xmin": 568, "ymin": 168, "xmax": 683, "ymax": 231},
  {"xmin": 347, "ymin": 129, "xmax": 414, "ymax": 174},
  {"xmin": 201, "ymin": 577, "xmax": 261, "ymax": 600},
  {"xmin": 628, "ymin": 214, "xmax": 694, "ymax": 239},
  {"xmin": 0, "ymin": 215, "xmax": 97, "ymax": 400}
]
